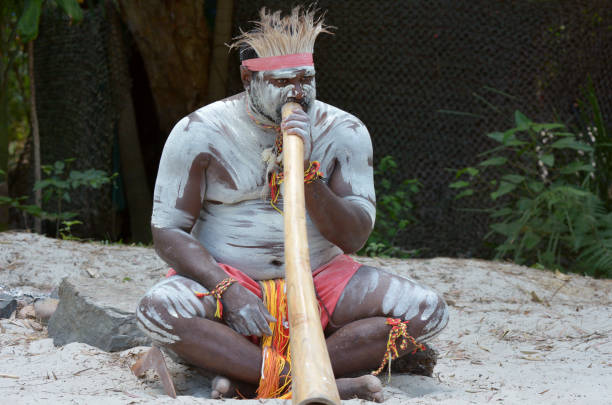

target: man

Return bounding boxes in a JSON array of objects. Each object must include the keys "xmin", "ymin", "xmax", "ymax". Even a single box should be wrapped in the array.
[{"xmin": 137, "ymin": 6, "xmax": 448, "ymax": 402}]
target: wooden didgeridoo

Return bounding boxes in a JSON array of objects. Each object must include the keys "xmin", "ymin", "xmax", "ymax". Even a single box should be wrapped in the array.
[{"xmin": 281, "ymin": 102, "xmax": 341, "ymax": 405}]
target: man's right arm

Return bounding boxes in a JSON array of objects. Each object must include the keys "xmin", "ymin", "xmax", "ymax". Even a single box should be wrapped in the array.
[
  {"xmin": 151, "ymin": 119, "xmax": 226, "ymax": 290},
  {"xmin": 151, "ymin": 119, "xmax": 273, "ymax": 336}
]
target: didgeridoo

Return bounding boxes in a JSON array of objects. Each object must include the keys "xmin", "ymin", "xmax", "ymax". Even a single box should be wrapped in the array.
[{"xmin": 281, "ymin": 102, "xmax": 341, "ymax": 405}]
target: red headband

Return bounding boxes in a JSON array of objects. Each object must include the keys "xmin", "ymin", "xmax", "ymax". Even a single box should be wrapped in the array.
[{"xmin": 242, "ymin": 53, "xmax": 314, "ymax": 72}]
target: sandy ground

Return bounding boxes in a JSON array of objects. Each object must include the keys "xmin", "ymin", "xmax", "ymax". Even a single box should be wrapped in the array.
[{"xmin": 0, "ymin": 230, "xmax": 611, "ymax": 404}]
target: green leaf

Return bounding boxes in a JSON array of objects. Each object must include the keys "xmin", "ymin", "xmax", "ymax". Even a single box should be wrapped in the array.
[
  {"xmin": 514, "ymin": 110, "xmax": 531, "ymax": 129},
  {"xmin": 559, "ymin": 161, "xmax": 594, "ymax": 174},
  {"xmin": 501, "ymin": 174, "xmax": 525, "ymax": 184},
  {"xmin": 17, "ymin": 0, "xmax": 44, "ymax": 42},
  {"xmin": 550, "ymin": 137, "xmax": 594, "ymax": 151},
  {"xmin": 450, "ymin": 180, "xmax": 470, "ymax": 189},
  {"xmin": 487, "ymin": 132, "xmax": 505, "ymax": 143},
  {"xmin": 522, "ymin": 231, "xmax": 542, "ymax": 250},
  {"xmin": 55, "ymin": 0, "xmax": 83, "ymax": 22},
  {"xmin": 490, "ymin": 221, "xmax": 521, "ymax": 237},
  {"xmin": 527, "ymin": 181, "xmax": 544, "ymax": 193},
  {"xmin": 531, "ymin": 123, "xmax": 565, "ymax": 132},
  {"xmin": 455, "ymin": 167, "xmax": 479, "ymax": 178},
  {"xmin": 491, "ymin": 181, "xmax": 516, "ymax": 200},
  {"xmin": 541, "ymin": 154, "xmax": 554, "ymax": 167},
  {"xmin": 490, "ymin": 207, "xmax": 513, "ymax": 218},
  {"xmin": 54, "ymin": 160, "xmax": 65, "ymax": 174},
  {"xmin": 455, "ymin": 189, "xmax": 474, "ymax": 199},
  {"xmin": 479, "ymin": 156, "xmax": 508, "ymax": 167}
]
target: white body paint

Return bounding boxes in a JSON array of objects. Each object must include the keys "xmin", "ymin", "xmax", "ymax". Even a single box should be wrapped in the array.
[
  {"xmin": 136, "ymin": 275, "xmax": 214, "ymax": 344},
  {"xmin": 152, "ymin": 92, "xmax": 375, "ymax": 280}
]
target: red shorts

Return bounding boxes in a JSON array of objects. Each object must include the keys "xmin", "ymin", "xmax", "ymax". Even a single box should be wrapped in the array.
[{"xmin": 166, "ymin": 255, "xmax": 361, "ymax": 329}]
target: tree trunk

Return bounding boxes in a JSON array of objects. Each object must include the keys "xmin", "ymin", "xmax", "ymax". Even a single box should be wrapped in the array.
[
  {"xmin": 207, "ymin": 0, "xmax": 234, "ymax": 104},
  {"xmin": 116, "ymin": 0, "xmax": 211, "ymax": 135},
  {"xmin": 106, "ymin": 1, "xmax": 152, "ymax": 243},
  {"xmin": 28, "ymin": 40, "xmax": 41, "ymax": 234}
]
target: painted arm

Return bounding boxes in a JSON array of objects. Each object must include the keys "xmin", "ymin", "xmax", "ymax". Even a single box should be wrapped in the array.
[
  {"xmin": 282, "ymin": 110, "xmax": 376, "ymax": 253},
  {"xmin": 151, "ymin": 120, "xmax": 274, "ymax": 336}
]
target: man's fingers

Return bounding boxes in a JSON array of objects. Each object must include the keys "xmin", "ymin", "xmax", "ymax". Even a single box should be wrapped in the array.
[
  {"xmin": 229, "ymin": 321, "xmax": 247, "ymax": 336},
  {"xmin": 264, "ymin": 310, "xmax": 276, "ymax": 323},
  {"xmin": 254, "ymin": 313, "xmax": 273, "ymax": 336},
  {"xmin": 244, "ymin": 317, "xmax": 263, "ymax": 337}
]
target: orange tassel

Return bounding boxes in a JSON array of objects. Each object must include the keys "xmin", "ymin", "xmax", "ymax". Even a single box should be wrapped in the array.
[{"xmin": 256, "ymin": 280, "xmax": 292, "ymax": 398}]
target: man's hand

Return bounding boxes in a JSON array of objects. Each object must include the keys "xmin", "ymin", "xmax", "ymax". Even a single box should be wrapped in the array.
[
  {"xmin": 221, "ymin": 282, "xmax": 275, "ymax": 336},
  {"xmin": 281, "ymin": 108, "xmax": 313, "ymax": 168}
]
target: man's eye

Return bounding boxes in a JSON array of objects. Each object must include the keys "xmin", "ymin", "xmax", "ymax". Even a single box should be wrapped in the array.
[{"xmin": 277, "ymin": 79, "xmax": 288, "ymax": 85}]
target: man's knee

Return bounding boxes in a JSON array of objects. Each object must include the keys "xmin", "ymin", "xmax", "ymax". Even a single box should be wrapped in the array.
[
  {"xmin": 136, "ymin": 277, "xmax": 211, "ymax": 345},
  {"xmin": 418, "ymin": 292, "xmax": 448, "ymax": 341},
  {"xmin": 136, "ymin": 293, "xmax": 182, "ymax": 345},
  {"xmin": 379, "ymin": 274, "xmax": 448, "ymax": 340}
]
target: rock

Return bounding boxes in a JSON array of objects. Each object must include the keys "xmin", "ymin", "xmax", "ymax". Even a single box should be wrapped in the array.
[
  {"xmin": 34, "ymin": 298, "xmax": 59, "ymax": 323},
  {"xmin": 48, "ymin": 277, "xmax": 152, "ymax": 352},
  {"xmin": 391, "ymin": 345, "xmax": 438, "ymax": 376},
  {"xmin": 0, "ymin": 293, "xmax": 17, "ymax": 318},
  {"xmin": 17, "ymin": 304, "xmax": 36, "ymax": 319}
]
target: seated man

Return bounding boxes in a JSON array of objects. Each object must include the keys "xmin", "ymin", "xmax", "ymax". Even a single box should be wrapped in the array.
[{"xmin": 137, "ymin": 6, "xmax": 448, "ymax": 402}]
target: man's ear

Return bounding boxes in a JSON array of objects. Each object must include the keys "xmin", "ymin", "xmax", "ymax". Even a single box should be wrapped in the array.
[{"xmin": 240, "ymin": 66, "xmax": 253, "ymax": 89}]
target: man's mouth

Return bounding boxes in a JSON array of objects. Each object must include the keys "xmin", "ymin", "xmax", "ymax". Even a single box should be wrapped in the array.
[{"xmin": 286, "ymin": 98, "xmax": 309, "ymax": 109}]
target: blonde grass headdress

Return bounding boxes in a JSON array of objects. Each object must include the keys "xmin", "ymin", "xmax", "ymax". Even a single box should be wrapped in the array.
[{"xmin": 229, "ymin": 6, "xmax": 333, "ymax": 71}]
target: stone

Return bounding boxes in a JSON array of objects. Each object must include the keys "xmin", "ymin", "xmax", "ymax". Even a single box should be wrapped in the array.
[
  {"xmin": 0, "ymin": 293, "xmax": 17, "ymax": 318},
  {"xmin": 34, "ymin": 298, "xmax": 59, "ymax": 323},
  {"xmin": 48, "ymin": 277, "xmax": 152, "ymax": 352},
  {"xmin": 391, "ymin": 345, "xmax": 438, "ymax": 376},
  {"xmin": 17, "ymin": 304, "xmax": 36, "ymax": 319}
]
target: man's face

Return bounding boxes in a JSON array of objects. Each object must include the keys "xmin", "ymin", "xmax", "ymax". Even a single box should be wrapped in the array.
[{"xmin": 247, "ymin": 66, "xmax": 316, "ymax": 124}]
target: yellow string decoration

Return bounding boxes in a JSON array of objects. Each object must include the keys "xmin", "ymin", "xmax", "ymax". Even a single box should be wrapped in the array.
[{"xmin": 256, "ymin": 279, "xmax": 292, "ymax": 399}]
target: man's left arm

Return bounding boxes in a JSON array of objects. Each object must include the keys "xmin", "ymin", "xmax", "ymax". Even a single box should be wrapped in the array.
[{"xmin": 304, "ymin": 121, "xmax": 375, "ymax": 253}]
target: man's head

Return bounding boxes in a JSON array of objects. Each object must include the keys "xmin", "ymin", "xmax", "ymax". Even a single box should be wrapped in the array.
[{"xmin": 231, "ymin": 6, "xmax": 331, "ymax": 124}]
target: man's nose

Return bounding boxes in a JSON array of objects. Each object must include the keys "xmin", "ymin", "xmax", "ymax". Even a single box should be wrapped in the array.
[{"xmin": 290, "ymin": 81, "xmax": 304, "ymax": 99}]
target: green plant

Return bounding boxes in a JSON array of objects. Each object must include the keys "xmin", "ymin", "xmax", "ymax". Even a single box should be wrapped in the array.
[
  {"xmin": 0, "ymin": 158, "xmax": 116, "ymax": 238},
  {"xmin": 359, "ymin": 156, "xmax": 420, "ymax": 258},
  {"xmin": 451, "ymin": 110, "xmax": 612, "ymax": 277}
]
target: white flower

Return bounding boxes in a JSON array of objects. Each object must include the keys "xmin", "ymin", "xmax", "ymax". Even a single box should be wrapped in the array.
[{"xmin": 578, "ymin": 150, "xmax": 585, "ymax": 156}]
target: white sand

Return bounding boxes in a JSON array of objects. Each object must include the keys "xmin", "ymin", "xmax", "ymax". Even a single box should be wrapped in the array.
[{"xmin": 1, "ymin": 231, "xmax": 611, "ymax": 404}]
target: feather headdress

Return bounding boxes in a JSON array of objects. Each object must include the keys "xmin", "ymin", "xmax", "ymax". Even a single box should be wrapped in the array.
[{"xmin": 229, "ymin": 6, "xmax": 332, "ymax": 58}]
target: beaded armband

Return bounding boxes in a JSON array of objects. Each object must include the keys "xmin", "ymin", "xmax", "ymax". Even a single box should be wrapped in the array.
[
  {"xmin": 269, "ymin": 161, "xmax": 325, "ymax": 213},
  {"xmin": 193, "ymin": 278, "xmax": 237, "ymax": 319}
]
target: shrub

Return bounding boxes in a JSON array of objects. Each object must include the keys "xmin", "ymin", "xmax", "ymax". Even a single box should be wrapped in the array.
[
  {"xmin": 451, "ymin": 110, "xmax": 612, "ymax": 277},
  {"xmin": 359, "ymin": 155, "xmax": 420, "ymax": 258}
]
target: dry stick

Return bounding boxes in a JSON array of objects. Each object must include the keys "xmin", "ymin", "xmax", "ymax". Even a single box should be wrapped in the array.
[
  {"xmin": 281, "ymin": 102, "xmax": 340, "ymax": 405},
  {"xmin": 28, "ymin": 41, "xmax": 41, "ymax": 234}
]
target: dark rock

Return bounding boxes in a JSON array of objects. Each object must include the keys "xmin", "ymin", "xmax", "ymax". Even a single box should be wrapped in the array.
[
  {"xmin": 391, "ymin": 345, "xmax": 438, "ymax": 376},
  {"xmin": 48, "ymin": 277, "xmax": 152, "ymax": 352},
  {"xmin": 0, "ymin": 293, "xmax": 17, "ymax": 318}
]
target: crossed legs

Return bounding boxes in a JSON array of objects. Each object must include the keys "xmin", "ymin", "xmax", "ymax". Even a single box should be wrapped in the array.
[{"xmin": 136, "ymin": 265, "xmax": 448, "ymax": 401}]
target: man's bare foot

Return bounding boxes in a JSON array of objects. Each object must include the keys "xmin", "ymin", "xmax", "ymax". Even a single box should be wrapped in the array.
[
  {"xmin": 336, "ymin": 375, "xmax": 384, "ymax": 402},
  {"xmin": 211, "ymin": 376, "xmax": 235, "ymax": 399},
  {"xmin": 212, "ymin": 374, "xmax": 383, "ymax": 402},
  {"xmin": 210, "ymin": 375, "xmax": 256, "ymax": 399}
]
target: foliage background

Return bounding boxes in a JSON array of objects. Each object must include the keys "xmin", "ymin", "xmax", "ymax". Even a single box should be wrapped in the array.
[{"xmin": 1, "ymin": 1, "xmax": 611, "ymax": 265}]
